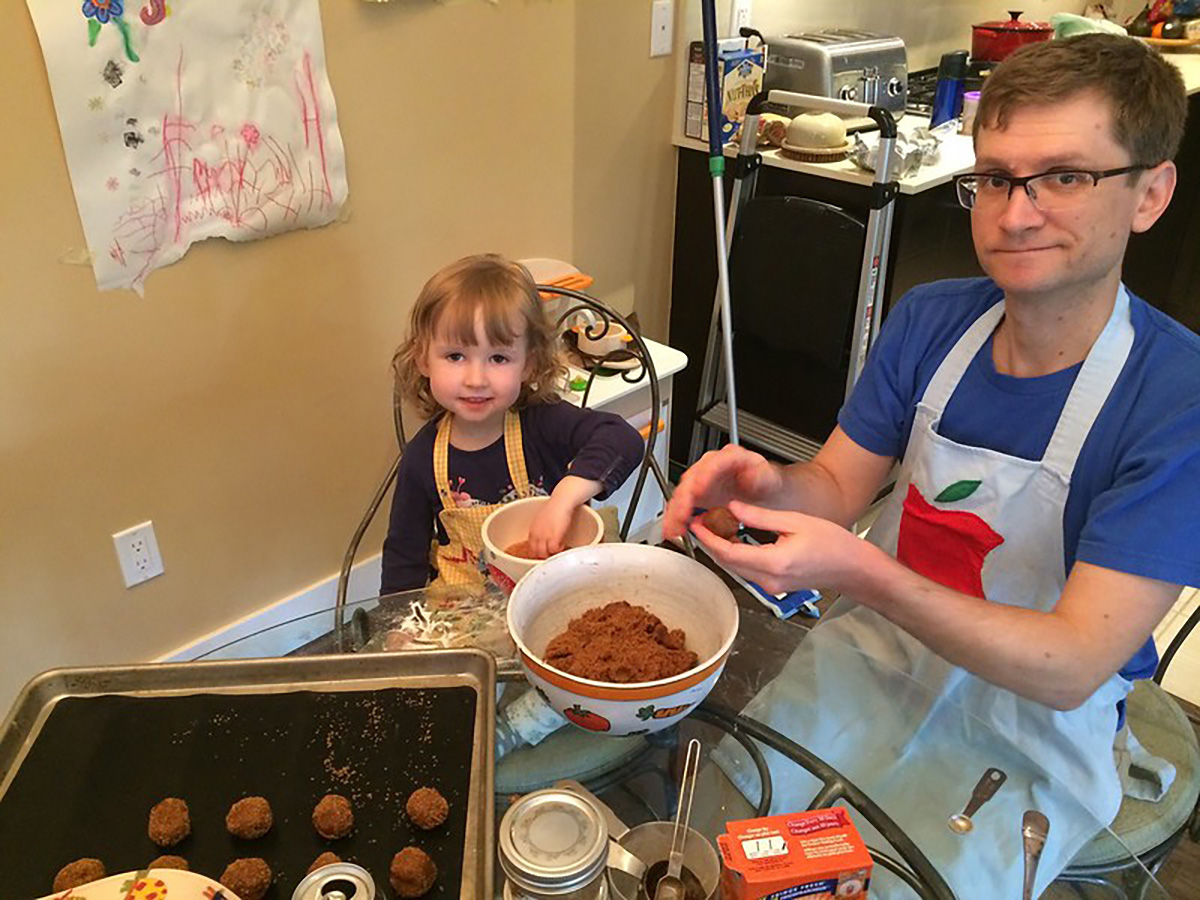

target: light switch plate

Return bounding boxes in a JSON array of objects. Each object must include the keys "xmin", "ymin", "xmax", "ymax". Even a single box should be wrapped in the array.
[
  {"xmin": 729, "ymin": 0, "xmax": 752, "ymax": 36},
  {"xmin": 650, "ymin": 0, "xmax": 674, "ymax": 58}
]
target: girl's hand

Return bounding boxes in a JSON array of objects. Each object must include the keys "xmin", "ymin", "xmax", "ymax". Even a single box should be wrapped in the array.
[
  {"xmin": 524, "ymin": 476, "xmax": 603, "ymax": 559},
  {"xmin": 526, "ymin": 496, "xmax": 577, "ymax": 559}
]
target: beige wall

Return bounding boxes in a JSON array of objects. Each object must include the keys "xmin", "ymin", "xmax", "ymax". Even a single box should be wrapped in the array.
[
  {"xmin": 1, "ymin": 1, "xmax": 679, "ymax": 704},
  {"xmin": 574, "ymin": 1, "xmax": 680, "ymax": 339}
]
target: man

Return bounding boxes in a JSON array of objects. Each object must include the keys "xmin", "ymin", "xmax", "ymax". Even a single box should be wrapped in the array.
[{"xmin": 666, "ymin": 35, "xmax": 1199, "ymax": 895}]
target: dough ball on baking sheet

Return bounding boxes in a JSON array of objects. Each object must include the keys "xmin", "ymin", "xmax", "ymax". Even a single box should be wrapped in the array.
[
  {"xmin": 390, "ymin": 847, "xmax": 437, "ymax": 897},
  {"xmin": 226, "ymin": 796, "xmax": 273, "ymax": 839}
]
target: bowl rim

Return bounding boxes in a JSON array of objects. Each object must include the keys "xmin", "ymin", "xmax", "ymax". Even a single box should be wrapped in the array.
[
  {"xmin": 481, "ymin": 497, "xmax": 604, "ymax": 565},
  {"xmin": 506, "ymin": 544, "xmax": 740, "ymax": 693},
  {"xmin": 519, "ymin": 647, "xmax": 733, "ymax": 701}
]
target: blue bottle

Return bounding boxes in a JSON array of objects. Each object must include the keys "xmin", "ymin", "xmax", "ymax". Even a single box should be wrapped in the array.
[{"xmin": 930, "ymin": 50, "xmax": 970, "ymax": 127}]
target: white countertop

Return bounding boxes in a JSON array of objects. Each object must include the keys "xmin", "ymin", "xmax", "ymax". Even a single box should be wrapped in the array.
[
  {"xmin": 675, "ymin": 116, "xmax": 975, "ymax": 195},
  {"xmin": 1169, "ymin": 47, "xmax": 1200, "ymax": 95},
  {"xmin": 673, "ymin": 49, "xmax": 1200, "ymax": 197}
]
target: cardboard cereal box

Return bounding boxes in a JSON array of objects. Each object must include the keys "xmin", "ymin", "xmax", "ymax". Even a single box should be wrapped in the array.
[
  {"xmin": 718, "ymin": 808, "xmax": 872, "ymax": 899},
  {"xmin": 685, "ymin": 39, "xmax": 767, "ymax": 144}
]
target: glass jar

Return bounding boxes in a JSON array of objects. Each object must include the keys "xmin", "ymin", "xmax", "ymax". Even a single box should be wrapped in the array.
[
  {"xmin": 960, "ymin": 91, "xmax": 981, "ymax": 135},
  {"xmin": 499, "ymin": 788, "xmax": 610, "ymax": 900}
]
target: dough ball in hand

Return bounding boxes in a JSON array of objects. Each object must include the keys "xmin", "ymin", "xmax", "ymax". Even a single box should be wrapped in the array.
[
  {"xmin": 226, "ymin": 796, "xmax": 273, "ymax": 839},
  {"xmin": 53, "ymin": 859, "xmax": 106, "ymax": 892},
  {"xmin": 390, "ymin": 847, "xmax": 437, "ymax": 898},
  {"xmin": 148, "ymin": 855, "xmax": 189, "ymax": 871},
  {"xmin": 406, "ymin": 786, "xmax": 449, "ymax": 829},
  {"xmin": 220, "ymin": 858, "xmax": 272, "ymax": 900},
  {"xmin": 308, "ymin": 851, "xmax": 341, "ymax": 874},
  {"xmin": 312, "ymin": 793, "xmax": 354, "ymax": 839},
  {"xmin": 700, "ymin": 506, "xmax": 740, "ymax": 540},
  {"xmin": 148, "ymin": 797, "xmax": 191, "ymax": 847}
]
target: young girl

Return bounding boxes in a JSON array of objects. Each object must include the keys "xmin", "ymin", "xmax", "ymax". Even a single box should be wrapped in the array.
[{"xmin": 380, "ymin": 253, "xmax": 645, "ymax": 596}]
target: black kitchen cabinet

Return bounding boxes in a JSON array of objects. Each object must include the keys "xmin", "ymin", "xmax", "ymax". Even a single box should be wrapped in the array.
[{"xmin": 1125, "ymin": 93, "xmax": 1200, "ymax": 332}]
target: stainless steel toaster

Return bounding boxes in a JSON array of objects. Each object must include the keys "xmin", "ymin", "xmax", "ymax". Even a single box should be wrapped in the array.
[{"xmin": 763, "ymin": 29, "xmax": 908, "ymax": 118}]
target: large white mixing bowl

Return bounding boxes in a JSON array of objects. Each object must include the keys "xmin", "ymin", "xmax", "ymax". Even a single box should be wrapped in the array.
[{"xmin": 506, "ymin": 543, "xmax": 739, "ymax": 736}]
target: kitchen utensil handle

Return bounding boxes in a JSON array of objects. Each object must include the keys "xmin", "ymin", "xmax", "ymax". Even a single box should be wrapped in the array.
[
  {"xmin": 607, "ymin": 839, "xmax": 648, "ymax": 880},
  {"xmin": 670, "ymin": 739, "xmax": 702, "ymax": 859},
  {"xmin": 1021, "ymin": 810, "xmax": 1050, "ymax": 900},
  {"xmin": 962, "ymin": 767, "xmax": 1007, "ymax": 818}
]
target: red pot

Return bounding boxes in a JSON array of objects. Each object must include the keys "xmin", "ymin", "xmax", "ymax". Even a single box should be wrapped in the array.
[{"xmin": 971, "ymin": 10, "xmax": 1053, "ymax": 63}]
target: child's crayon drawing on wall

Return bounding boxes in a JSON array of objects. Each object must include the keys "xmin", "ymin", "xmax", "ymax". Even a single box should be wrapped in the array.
[{"xmin": 26, "ymin": 0, "xmax": 348, "ymax": 294}]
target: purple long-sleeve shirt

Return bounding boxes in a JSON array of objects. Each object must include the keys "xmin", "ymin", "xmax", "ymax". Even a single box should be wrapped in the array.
[{"xmin": 380, "ymin": 400, "xmax": 645, "ymax": 594}]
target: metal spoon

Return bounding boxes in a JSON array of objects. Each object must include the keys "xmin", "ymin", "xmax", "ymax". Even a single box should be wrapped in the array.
[
  {"xmin": 947, "ymin": 767, "xmax": 1008, "ymax": 834},
  {"xmin": 1021, "ymin": 810, "xmax": 1050, "ymax": 900},
  {"xmin": 654, "ymin": 738, "xmax": 701, "ymax": 900}
]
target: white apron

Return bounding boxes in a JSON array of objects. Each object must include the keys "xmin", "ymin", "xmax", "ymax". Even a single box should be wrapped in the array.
[{"xmin": 717, "ymin": 287, "xmax": 1137, "ymax": 898}]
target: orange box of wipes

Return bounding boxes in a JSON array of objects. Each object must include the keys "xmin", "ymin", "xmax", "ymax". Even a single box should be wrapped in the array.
[{"xmin": 717, "ymin": 808, "xmax": 872, "ymax": 899}]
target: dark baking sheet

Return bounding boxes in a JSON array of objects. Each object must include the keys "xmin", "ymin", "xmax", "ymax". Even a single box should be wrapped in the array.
[{"xmin": 0, "ymin": 686, "xmax": 476, "ymax": 898}]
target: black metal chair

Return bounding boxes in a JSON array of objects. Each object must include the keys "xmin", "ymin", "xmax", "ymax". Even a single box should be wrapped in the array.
[{"xmin": 1060, "ymin": 601, "xmax": 1200, "ymax": 898}]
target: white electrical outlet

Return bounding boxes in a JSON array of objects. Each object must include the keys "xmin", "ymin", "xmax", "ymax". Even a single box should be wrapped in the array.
[
  {"xmin": 729, "ymin": 0, "xmax": 752, "ymax": 35},
  {"xmin": 113, "ymin": 521, "xmax": 164, "ymax": 588},
  {"xmin": 650, "ymin": 0, "xmax": 674, "ymax": 58}
]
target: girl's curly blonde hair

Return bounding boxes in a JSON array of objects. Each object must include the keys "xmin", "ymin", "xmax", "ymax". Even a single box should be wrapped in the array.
[{"xmin": 393, "ymin": 254, "xmax": 566, "ymax": 418}]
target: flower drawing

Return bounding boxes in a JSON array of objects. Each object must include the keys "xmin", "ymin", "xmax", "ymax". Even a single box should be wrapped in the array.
[{"xmin": 82, "ymin": 0, "xmax": 124, "ymax": 25}]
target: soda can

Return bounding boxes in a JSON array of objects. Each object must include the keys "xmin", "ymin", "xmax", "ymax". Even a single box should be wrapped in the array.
[{"xmin": 291, "ymin": 861, "xmax": 376, "ymax": 900}]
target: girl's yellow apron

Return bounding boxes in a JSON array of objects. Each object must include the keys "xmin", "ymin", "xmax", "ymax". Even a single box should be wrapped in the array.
[{"xmin": 431, "ymin": 410, "xmax": 533, "ymax": 589}]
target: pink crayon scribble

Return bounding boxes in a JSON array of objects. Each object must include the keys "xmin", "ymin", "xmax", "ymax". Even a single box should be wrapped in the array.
[
  {"xmin": 109, "ymin": 52, "xmax": 339, "ymax": 290},
  {"xmin": 296, "ymin": 52, "xmax": 333, "ymax": 203},
  {"xmin": 109, "ymin": 241, "xmax": 126, "ymax": 266},
  {"xmin": 140, "ymin": 0, "xmax": 166, "ymax": 25},
  {"xmin": 241, "ymin": 123, "xmax": 261, "ymax": 151},
  {"xmin": 106, "ymin": 176, "xmax": 120, "ymax": 191},
  {"xmin": 161, "ymin": 50, "xmax": 196, "ymax": 243}
]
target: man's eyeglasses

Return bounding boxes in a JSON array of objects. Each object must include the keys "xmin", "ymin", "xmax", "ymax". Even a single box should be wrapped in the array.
[{"xmin": 953, "ymin": 165, "xmax": 1149, "ymax": 212}]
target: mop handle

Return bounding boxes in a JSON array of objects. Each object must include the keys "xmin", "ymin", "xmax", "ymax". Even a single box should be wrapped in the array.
[
  {"xmin": 700, "ymin": 0, "xmax": 724, "ymax": 168},
  {"xmin": 699, "ymin": 0, "xmax": 739, "ymax": 444}
]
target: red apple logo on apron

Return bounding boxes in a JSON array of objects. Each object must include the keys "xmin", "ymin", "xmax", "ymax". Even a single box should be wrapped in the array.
[{"xmin": 896, "ymin": 481, "xmax": 1004, "ymax": 599}]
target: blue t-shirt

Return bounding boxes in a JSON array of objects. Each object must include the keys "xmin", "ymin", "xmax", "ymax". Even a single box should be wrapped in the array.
[{"xmin": 839, "ymin": 277, "xmax": 1200, "ymax": 683}]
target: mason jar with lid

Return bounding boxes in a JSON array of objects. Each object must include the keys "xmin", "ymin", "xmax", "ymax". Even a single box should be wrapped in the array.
[{"xmin": 499, "ymin": 788, "xmax": 610, "ymax": 899}]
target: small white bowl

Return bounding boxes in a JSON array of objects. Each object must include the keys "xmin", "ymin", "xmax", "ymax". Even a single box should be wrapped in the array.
[
  {"xmin": 506, "ymin": 543, "xmax": 739, "ymax": 736},
  {"xmin": 575, "ymin": 321, "xmax": 632, "ymax": 357},
  {"xmin": 481, "ymin": 497, "xmax": 604, "ymax": 594}
]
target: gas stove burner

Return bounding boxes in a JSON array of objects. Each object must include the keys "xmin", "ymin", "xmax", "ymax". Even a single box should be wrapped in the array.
[{"xmin": 906, "ymin": 67, "xmax": 937, "ymax": 116}]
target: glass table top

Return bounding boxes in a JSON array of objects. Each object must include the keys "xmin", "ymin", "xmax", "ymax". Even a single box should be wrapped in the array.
[{"xmin": 194, "ymin": 582, "xmax": 1171, "ymax": 900}]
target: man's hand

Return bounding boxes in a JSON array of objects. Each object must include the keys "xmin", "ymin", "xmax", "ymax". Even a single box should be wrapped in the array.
[
  {"xmin": 525, "ymin": 475, "xmax": 603, "ymax": 559},
  {"xmin": 690, "ymin": 500, "xmax": 868, "ymax": 593},
  {"xmin": 663, "ymin": 445, "xmax": 783, "ymax": 540},
  {"xmin": 664, "ymin": 429, "xmax": 896, "ymax": 541}
]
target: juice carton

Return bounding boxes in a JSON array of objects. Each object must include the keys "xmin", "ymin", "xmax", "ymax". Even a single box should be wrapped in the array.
[{"xmin": 718, "ymin": 808, "xmax": 872, "ymax": 899}]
